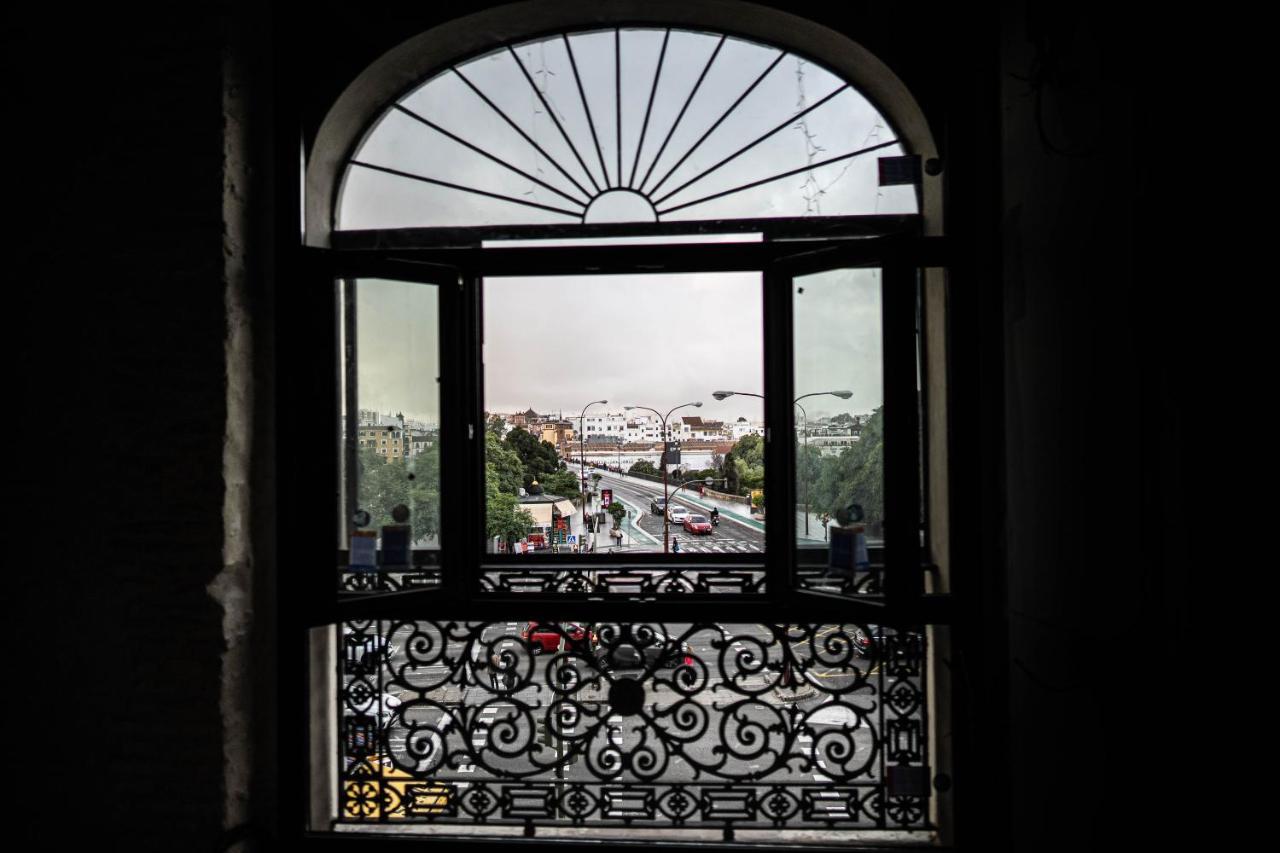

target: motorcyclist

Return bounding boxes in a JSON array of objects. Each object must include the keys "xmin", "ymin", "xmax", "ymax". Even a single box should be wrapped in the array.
[{"xmin": 709, "ymin": 507, "xmax": 720, "ymax": 526}]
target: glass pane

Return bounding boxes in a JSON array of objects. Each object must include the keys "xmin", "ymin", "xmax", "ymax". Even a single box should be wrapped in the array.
[
  {"xmin": 336, "ymin": 619, "xmax": 928, "ymax": 833},
  {"xmin": 481, "ymin": 268, "xmax": 765, "ymax": 589},
  {"xmin": 792, "ymin": 268, "xmax": 883, "ymax": 592},
  {"xmin": 340, "ymin": 278, "xmax": 441, "ymax": 593},
  {"xmin": 337, "ymin": 28, "xmax": 916, "ymax": 231}
]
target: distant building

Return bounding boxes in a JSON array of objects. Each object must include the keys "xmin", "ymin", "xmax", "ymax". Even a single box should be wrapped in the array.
[{"xmin": 540, "ymin": 421, "xmax": 575, "ymax": 446}]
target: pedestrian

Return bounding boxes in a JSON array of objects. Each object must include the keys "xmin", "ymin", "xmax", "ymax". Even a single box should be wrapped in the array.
[
  {"xmin": 672, "ymin": 537, "xmax": 680, "ymax": 553},
  {"xmin": 489, "ymin": 652, "xmax": 502, "ymax": 690}
]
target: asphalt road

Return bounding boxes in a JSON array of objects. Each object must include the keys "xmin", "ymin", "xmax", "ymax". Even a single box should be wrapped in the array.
[{"xmin": 593, "ymin": 471, "xmax": 765, "ymax": 555}]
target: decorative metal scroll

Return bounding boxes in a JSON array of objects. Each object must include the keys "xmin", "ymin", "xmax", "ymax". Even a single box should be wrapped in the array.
[
  {"xmin": 795, "ymin": 566, "xmax": 883, "ymax": 596},
  {"xmin": 339, "ymin": 621, "xmax": 929, "ymax": 834},
  {"xmin": 340, "ymin": 566, "xmax": 442, "ymax": 593},
  {"xmin": 337, "ymin": 564, "xmax": 882, "ymax": 596},
  {"xmin": 338, "ymin": 28, "xmax": 917, "ymax": 230},
  {"xmin": 479, "ymin": 567, "xmax": 766, "ymax": 595}
]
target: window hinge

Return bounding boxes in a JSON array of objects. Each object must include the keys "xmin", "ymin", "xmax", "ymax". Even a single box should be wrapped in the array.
[{"xmin": 468, "ymin": 423, "xmax": 475, "ymax": 440}]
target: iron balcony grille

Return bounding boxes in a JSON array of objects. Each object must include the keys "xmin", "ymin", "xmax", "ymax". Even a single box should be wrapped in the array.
[{"xmin": 338, "ymin": 620, "xmax": 929, "ymax": 834}]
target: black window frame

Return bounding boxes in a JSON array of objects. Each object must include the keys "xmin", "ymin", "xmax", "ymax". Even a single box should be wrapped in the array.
[
  {"xmin": 306, "ymin": 227, "xmax": 949, "ymax": 630},
  {"xmin": 282, "ymin": 14, "xmax": 959, "ymax": 847}
]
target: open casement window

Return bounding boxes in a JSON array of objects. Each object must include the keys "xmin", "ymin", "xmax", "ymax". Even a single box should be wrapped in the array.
[{"xmin": 299, "ymin": 15, "xmax": 952, "ymax": 846}]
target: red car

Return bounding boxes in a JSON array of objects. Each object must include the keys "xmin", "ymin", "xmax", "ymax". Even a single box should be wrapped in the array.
[
  {"xmin": 682, "ymin": 514, "xmax": 713, "ymax": 535},
  {"xmin": 521, "ymin": 621, "xmax": 595, "ymax": 654}
]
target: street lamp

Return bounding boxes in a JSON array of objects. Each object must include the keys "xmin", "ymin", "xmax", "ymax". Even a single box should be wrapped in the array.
[
  {"xmin": 711, "ymin": 389, "xmax": 853, "ymax": 535},
  {"xmin": 623, "ymin": 401, "xmax": 702, "ymax": 553},
  {"xmin": 578, "ymin": 400, "xmax": 608, "ymax": 523}
]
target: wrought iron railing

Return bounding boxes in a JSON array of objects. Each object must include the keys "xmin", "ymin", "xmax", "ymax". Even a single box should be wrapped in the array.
[{"xmin": 339, "ymin": 620, "xmax": 928, "ymax": 835}]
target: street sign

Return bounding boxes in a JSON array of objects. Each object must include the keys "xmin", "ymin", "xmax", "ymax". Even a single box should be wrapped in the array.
[
  {"xmin": 567, "ymin": 534, "xmax": 577, "ymax": 544},
  {"xmin": 601, "ymin": 489, "xmax": 612, "ymax": 507}
]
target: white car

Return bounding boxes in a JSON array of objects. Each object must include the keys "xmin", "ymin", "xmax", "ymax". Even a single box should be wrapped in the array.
[{"xmin": 666, "ymin": 505, "xmax": 690, "ymax": 524}]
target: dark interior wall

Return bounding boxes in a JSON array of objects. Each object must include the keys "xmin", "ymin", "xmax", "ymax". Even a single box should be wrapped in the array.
[
  {"xmin": 998, "ymin": 7, "xmax": 1189, "ymax": 849},
  {"xmin": 5, "ymin": 1, "xmax": 1189, "ymax": 849},
  {"xmin": 7, "ymin": 5, "xmax": 233, "ymax": 849}
]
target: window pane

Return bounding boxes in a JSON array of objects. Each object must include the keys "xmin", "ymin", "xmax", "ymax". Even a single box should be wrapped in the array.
[
  {"xmin": 481, "ymin": 270, "xmax": 765, "ymax": 589},
  {"xmin": 792, "ymin": 268, "xmax": 883, "ymax": 591},
  {"xmin": 340, "ymin": 278, "xmax": 441, "ymax": 593},
  {"xmin": 335, "ymin": 620, "xmax": 928, "ymax": 833},
  {"xmin": 337, "ymin": 28, "xmax": 916, "ymax": 231}
]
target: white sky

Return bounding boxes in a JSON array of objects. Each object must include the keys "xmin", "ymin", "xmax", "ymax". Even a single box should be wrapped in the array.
[{"xmin": 352, "ymin": 268, "xmax": 885, "ymax": 427}]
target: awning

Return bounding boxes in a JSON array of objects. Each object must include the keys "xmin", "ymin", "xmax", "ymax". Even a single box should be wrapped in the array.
[{"xmin": 521, "ymin": 499, "xmax": 576, "ymax": 526}]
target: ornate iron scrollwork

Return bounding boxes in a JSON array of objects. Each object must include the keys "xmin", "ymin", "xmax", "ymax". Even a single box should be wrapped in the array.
[{"xmin": 339, "ymin": 620, "xmax": 929, "ymax": 832}]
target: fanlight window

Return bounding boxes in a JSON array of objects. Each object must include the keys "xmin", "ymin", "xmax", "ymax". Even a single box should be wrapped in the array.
[{"xmin": 337, "ymin": 28, "xmax": 918, "ymax": 230}]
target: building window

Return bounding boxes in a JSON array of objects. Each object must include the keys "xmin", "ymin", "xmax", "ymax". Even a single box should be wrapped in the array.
[{"xmin": 301, "ymin": 3, "xmax": 950, "ymax": 846}]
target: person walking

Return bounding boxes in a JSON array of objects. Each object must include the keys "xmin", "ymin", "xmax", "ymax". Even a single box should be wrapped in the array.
[
  {"xmin": 489, "ymin": 652, "xmax": 502, "ymax": 690},
  {"xmin": 672, "ymin": 537, "xmax": 680, "ymax": 553}
]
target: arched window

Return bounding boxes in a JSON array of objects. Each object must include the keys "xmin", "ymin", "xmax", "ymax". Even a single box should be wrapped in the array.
[{"xmin": 300, "ymin": 3, "xmax": 951, "ymax": 844}]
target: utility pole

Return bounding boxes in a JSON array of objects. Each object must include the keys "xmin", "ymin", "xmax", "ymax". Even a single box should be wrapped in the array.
[{"xmin": 625, "ymin": 401, "xmax": 702, "ymax": 552}]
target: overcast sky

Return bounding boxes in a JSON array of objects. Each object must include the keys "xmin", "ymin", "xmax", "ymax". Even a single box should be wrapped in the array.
[{"xmin": 355, "ymin": 267, "xmax": 883, "ymax": 427}]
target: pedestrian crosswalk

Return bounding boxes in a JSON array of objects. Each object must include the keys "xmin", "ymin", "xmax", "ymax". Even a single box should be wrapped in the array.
[{"xmin": 669, "ymin": 537, "xmax": 764, "ymax": 553}]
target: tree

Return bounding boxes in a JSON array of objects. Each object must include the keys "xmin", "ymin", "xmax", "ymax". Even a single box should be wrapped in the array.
[
  {"xmin": 504, "ymin": 427, "xmax": 562, "ymax": 489},
  {"xmin": 356, "ymin": 446, "xmax": 441, "ymax": 543},
  {"xmin": 628, "ymin": 460, "xmax": 659, "ymax": 477},
  {"xmin": 727, "ymin": 433, "xmax": 765, "ymax": 493},
  {"xmin": 540, "ymin": 467, "xmax": 580, "ymax": 499},
  {"xmin": 607, "ymin": 500, "xmax": 626, "ymax": 527},
  {"xmin": 811, "ymin": 406, "xmax": 884, "ymax": 532},
  {"xmin": 484, "ymin": 413, "xmax": 507, "ymax": 437},
  {"xmin": 486, "ymin": 432, "xmax": 524, "ymax": 495},
  {"xmin": 486, "ymin": 464, "xmax": 535, "ymax": 545}
]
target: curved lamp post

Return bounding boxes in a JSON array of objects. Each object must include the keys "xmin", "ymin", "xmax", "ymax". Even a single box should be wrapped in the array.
[
  {"xmin": 711, "ymin": 389, "xmax": 852, "ymax": 535},
  {"xmin": 623, "ymin": 401, "xmax": 702, "ymax": 553},
  {"xmin": 578, "ymin": 399, "xmax": 608, "ymax": 519}
]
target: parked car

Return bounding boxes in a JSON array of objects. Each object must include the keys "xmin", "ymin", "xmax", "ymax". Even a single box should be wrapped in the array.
[
  {"xmin": 521, "ymin": 621, "xmax": 596, "ymax": 654},
  {"xmin": 650, "ymin": 496, "xmax": 667, "ymax": 515},
  {"xmin": 852, "ymin": 624, "xmax": 922, "ymax": 660},
  {"xmin": 666, "ymin": 505, "xmax": 690, "ymax": 524},
  {"xmin": 594, "ymin": 635, "xmax": 693, "ymax": 677},
  {"xmin": 682, "ymin": 514, "xmax": 712, "ymax": 535}
]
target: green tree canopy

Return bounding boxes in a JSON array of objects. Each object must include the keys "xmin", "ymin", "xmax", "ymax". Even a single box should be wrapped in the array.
[
  {"xmin": 504, "ymin": 427, "xmax": 562, "ymax": 490},
  {"xmin": 628, "ymin": 460, "xmax": 659, "ymax": 477},
  {"xmin": 540, "ymin": 467, "xmax": 581, "ymax": 499},
  {"xmin": 810, "ymin": 406, "xmax": 883, "ymax": 530},
  {"xmin": 356, "ymin": 445, "xmax": 440, "ymax": 543},
  {"xmin": 486, "ymin": 463, "xmax": 535, "ymax": 543},
  {"xmin": 727, "ymin": 433, "xmax": 765, "ymax": 493},
  {"xmin": 486, "ymin": 431, "xmax": 524, "ymax": 495}
]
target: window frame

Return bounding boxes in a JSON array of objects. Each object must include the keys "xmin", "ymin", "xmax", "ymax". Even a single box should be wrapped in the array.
[
  {"xmin": 311, "ymin": 232, "xmax": 948, "ymax": 630},
  {"xmin": 288, "ymin": 6, "xmax": 957, "ymax": 845}
]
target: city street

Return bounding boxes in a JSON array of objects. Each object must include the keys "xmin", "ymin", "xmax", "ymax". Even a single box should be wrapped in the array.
[{"xmin": 588, "ymin": 470, "xmax": 765, "ymax": 555}]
